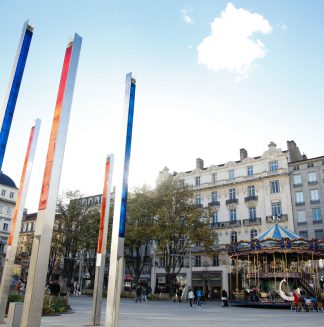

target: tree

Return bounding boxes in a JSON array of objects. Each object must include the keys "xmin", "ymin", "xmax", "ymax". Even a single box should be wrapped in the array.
[
  {"xmin": 124, "ymin": 186, "xmax": 154, "ymax": 287},
  {"xmin": 77, "ymin": 208, "xmax": 100, "ymax": 286},
  {"xmin": 55, "ymin": 191, "xmax": 88, "ymax": 286},
  {"xmin": 153, "ymin": 176, "xmax": 215, "ymax": 297}
]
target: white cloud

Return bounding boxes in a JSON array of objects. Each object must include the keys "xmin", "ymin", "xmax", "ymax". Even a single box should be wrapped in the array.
[
  {"xmin": 197, "ymin": 2, "xmax": 272, "ymax": 80},
  {"xmin": 182, "ymin": 9, "xmax": 194, "ymax": 24},
  {"xmin": 279, "ymin": 22, "xmax": 288, "ymax": 30}
]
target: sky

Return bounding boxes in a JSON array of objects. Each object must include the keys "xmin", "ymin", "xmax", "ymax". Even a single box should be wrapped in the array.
[{"xmin": 0, "ymin": 1, "xmax": 324, "ymax": 212}]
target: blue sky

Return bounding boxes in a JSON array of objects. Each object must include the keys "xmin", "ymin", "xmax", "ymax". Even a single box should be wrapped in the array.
[{"xmin": 0, "ymin": 1, "xmax": 324, "ymax": 211}]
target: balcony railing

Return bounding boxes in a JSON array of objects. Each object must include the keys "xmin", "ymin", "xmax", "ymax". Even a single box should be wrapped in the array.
[
  {"xmin": 243, "ymin": 217, "xmax": 261, "ymax": 226},
  {"xmin": 244, "ymin": 195, "xmax": 258, "ymax": 202},
  {"xmin": 226, "ymin": 198, "xmax": 238, "ymax": 205},
  {"xmin": 308, "ymin": 181, "xmax": 318, "ymax": 185},
  {"xmin": 310, "ymin": 200, "xmax": 320, "ymax": 204},
  {"xmin": 296, "ymin": 201, "xmax": 305, "ymax": 206},
  {"xmin": 266, "ymin": 214, "xmax": 288, "ymax": 223},
  {"xmin": 293, "ymin": 183, "xmax": 303, "ymax": 188},
  {"xmin": 195, "ymin": 204, "xmax": 203, "ymax": 208},
  {"xmin": 211, "ymin": 220, "xmax": 241, "ymax": 229},
  {"xmin": 208, "ymin": 201, "xmax": 220, "ymax": 207}
]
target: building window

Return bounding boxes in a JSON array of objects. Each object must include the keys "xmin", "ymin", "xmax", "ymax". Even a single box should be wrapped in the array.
[
  {"xmin": 231, "ymin": 231, "xmax": 238, "ymax": 244},
  {"xmin": 310, "ymin": 189, "xmax": 320, "ymax": 203},
  {"xmin": 297, "ymin": 210, "xmax": 307, "ymax": 225},
  {"xmin": 293, "ymin": 166, "xmax": 299, "ymax": 171},
  {"xmin": 3, "ymin": 223, "xmax": 8, "ymax": 231},
  {"xmin": 229, "ymin": 188, "xmax": 236, "ymax": 200},
  {"xmin": 315, "ymin": 229, "xmax": 324, "ymax": 240},
  {"xmin": 195, "ymin": 176, "xmax": 200, "ymax": 186},
  {"xmin": 230, "ymin": 209, "xmax": 237, "ymax": 222},
  {"xmin": 1, "ymin": 190, "xmax": 5, "ymax": 196},
  {"xmin": 0, "ymin": 205, "xmax": 3, "ymax": 213},
  {"xmin": 312, "ymin": 208, "xmax": 322, "ymax": 223},
  {"xmin": 250, "ymin": 229, "xmax": 258, "ymax": 240},
  {"xmin": 212, "ymin": 173, "xmax": 216, "ymax": 183},
  {"xmin": 299, "ymin": 230, "xmax": 308, "ymax": 239},
  {"xmin": 247, "ymin": 166, "xmax": 253, "ymax": 177},
  {"xmin": 228, "ymin": 169, "xmax": 234, "ymax": 180},
  {"xmin": 248, "ymin": 185, "xmax": 255, "ymax": 197},
  {"xmin": 272, "ymin": 202, "xmax": 282, "ymax": 216},
  {"xmin": 194, "ymin": 255, "xmax": 201, "ymax": 267},
  {"xmin": 307, "ymin": 163, "xmax": 314, "ymax": 168},
  {"xmin": 249, "ymin": 207, "xmax": 257, "ymax": 220},
  {"xmin": 308, "ymin": 172, "xmax": 317, "ymax": 184},
  {"xmin": 271, "ymin": 181, "xmax": 280, "ymax": 193},
  {"xmin": 211, "ymin": 192, "xmax": 218, "ymax": 203},
  {"xmin": 195, "ymin": 194, "xmax": 202, "ymax": 206},
  {"xmin": 212, "ymin": 212, "xmax": 218, "ymax": 224},
  {"xmin": 9, "ymin": 192, "xmax": 14, "ymax": 199},
  {"xmin": 295, "ymin": 191, "xmax": 304, "ymax": 204},
  {"xmin": 293, "ymin": 174, "xmax": 302, "ymax": 186},
  {"xmin": 6, "ymin": 206, "xmax": 12, "ymax": 214},
  {"xmin": 269, "ymin": 161, "xmax": 278, "ymax": 172},
  {"xmin": 212, "ymin": 255, "xmax": 219, "ymax": 267}
]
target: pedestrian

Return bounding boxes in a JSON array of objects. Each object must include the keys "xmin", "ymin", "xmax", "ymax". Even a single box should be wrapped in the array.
[
  {"xmin": 135, "ymin": 286, "xmax": 142, "ymax": 303},
  {"xmin": 177, "ymin": 288, "xmax": 183, "ymax": 303},
  {"xmin": 221, "ymin": 289, "xmax": 228, "ymax": 307},
  {"xmin": 19, "ymin": 279, "xmax": 25, "ymax": 295},
  {"xmin": 188, "ymin": 289, "xmax": 194, "ymax": 307},
  {"xmin": 52, "ymin": 281, "xmax": 60, "ymax": 296},
  {"xmin": 196, "ymin": 288, "xmax": 202, "ymax": 308},
  {"xmin": 142, "ymin": 287, "xmax": 148, "ymax": 302}
]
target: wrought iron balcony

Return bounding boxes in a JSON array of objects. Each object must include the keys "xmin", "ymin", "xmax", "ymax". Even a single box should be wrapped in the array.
[
  {"xmin": 243, "ymin": 217, "xmax": 261, "ymax": 226},
  {"xmin": 293, "ymin": 183, "xmax": 303, "ymax": 188},
  {"xmin": 308, "ymin": 181, "xmax": 318, "ymax": 185},
  {"xmin": 195, "ymin": 204, "xmax": 203, "ymax": 208},
  {"xmin": 244, "ymin": 195, "xmax": 258, "ymax": 202},
  {"xmin": 266, "ymin": 214, "xmax": 288, "ymax": 223},
  {"xmin": 310, "ymin": 200, "xmax": 320, "ymax": 204},
  {"xmin": 211, "ymin": 220, "xmax": 241, "ymax": 229},
  {"xmin": 208, "ymin": 201, "xmax": 220, "ymax": 207},
  {"xmin": 226, "ymin": 198, "xmax": 238, "ymax": 205}
]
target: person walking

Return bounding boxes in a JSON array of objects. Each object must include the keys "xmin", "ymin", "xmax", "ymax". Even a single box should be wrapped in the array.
[
  {"xmin": 196, "ymin": 288, "xmax": 202, "ymax": 308},
  {"xmin": 177, "ymin": 288, "xmax": 183, "ymax": 303},
  {"xmin": 188, "ymin": 289, "xmax": 194, "ymax": 307},
  {"xmin": 142, "ymin": 287, "xmax": 148, "ymax": 302},
  {"xmin": 135, "ymin": 286, "xmax": 142, "ymax": 303},
  {"xmin": 221, "ymin": 289, "xmax": 228, "ymax": 307}
]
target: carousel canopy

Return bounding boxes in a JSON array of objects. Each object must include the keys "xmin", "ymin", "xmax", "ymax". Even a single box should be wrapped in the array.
[{"xmin": 256, "ymin": 224, "xmax": 300, "ymax": 241}]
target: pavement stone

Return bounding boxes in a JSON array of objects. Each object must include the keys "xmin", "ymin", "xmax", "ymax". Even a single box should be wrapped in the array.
[{"xmin": 3, "ymin": 296, "xmax": 324, "ymax": 326}]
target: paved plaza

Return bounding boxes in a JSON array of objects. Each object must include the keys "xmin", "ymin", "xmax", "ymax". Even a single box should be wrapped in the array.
[{"xmin": 31, "ymin": 296, "xmax": 324, "ymax": 327}]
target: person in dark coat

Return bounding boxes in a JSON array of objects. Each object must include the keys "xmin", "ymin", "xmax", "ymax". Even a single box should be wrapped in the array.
[
  {"xmin": 221, "ymin": 289, "xmax": 228, "ymax": 307},
  {"xmin": 135, "ymin": 286, "xmax": 142, "ymax": 303}
]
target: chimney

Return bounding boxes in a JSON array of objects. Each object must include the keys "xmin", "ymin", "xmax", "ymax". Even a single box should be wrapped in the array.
[
  {"xmin": 286, "ymin": 140, "xmax": 305, "ymax": 163},
  {"xmin": 196, "ymin": 158, "xmax": 204, "ymax": 170},
  {"xmin": 240, "ymin": 148, "xmax": 248, "ymax": 161}
]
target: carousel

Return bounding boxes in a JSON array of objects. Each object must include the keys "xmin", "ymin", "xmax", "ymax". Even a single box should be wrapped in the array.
[{"xmin": 227, "ymin": 224, "xmax": 324, "ymax": 307}]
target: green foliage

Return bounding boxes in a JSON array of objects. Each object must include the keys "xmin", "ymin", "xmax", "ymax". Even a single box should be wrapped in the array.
[
  {"xmin": 153, "ymin": 176, "xmax": 215, "ymax": 295},
  {"xmin": 42, "ymin": 295, "xmax": 70, "ymax": 315},
  {"xmin": 125, "ymin": 186, "xmax": 154, "ymax": 287},
  {"xmin": 7, "ymin": 294, "xmax": 24, "ymax": 303}
]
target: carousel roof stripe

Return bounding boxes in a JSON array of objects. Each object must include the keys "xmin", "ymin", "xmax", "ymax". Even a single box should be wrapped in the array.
[{"xmin": 256, "ymin": 224, "xmax": 300, "ymax": 241}]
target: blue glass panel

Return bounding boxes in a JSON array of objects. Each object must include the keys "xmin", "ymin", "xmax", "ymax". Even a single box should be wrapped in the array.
[
  {"xmin": 119, "ymin": 81, "xmax": 136, "ymax": 238},
  {"xmin": 0, "ymin": 29, "xmax": 33, "ymax": 170}
]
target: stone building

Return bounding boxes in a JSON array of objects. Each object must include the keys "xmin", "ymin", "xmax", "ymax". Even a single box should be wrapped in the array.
[
  {"xmin": 0, "ymin": 172, "xmax": 18, "ymax": 273},
  {"xmin": 153, "ymin": 142, "xmax": 295, "ymax": 294},
  {"xmin": 288, "ymin": 141, "xmax": 324, "ymax": 240}
]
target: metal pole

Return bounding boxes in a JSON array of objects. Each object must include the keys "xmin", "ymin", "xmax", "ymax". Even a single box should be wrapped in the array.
[
  {"xmin": 105, "ymin": 73, "xmax": 136, "ymax": 327},
  {"xmin": 0, "ymin": 119, "xmax": 40, "ymax": 323},
  {"xmin": 20, "ymin": 34, "xmax": 82, "ymax": 327},
  {"xmin": 0, "ymin": 21, "xmax": 33, "ymax": 170},
  {"xmin": 91, "ymin": 155, "xmax": 114, "ymax": 326}
]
